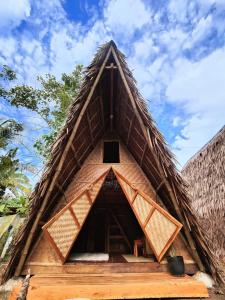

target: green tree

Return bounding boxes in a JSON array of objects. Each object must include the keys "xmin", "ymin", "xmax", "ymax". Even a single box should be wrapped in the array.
[
  {"xmin": 4, "ymin": 65, "xmax": 83, "ymax": 159},
  {"xmin": 0, "ymin": 66, "xmax": 31, "ymax": 201},
  {"xmin": 0, "ymin": 120, "xmax": 23, "ymax": 197}
]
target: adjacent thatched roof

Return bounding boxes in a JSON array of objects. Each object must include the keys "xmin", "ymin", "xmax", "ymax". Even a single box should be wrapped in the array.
[
  {"xmin": 2, "ymin": 41, "xmax": 224, "ymax": 285},
  {"xmin": 182, "ymin": 126, "xmax": 225, "ymax": 264}
]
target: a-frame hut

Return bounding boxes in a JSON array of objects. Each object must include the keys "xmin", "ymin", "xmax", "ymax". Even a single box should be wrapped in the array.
[
  {"xmin": 3, "ymin": 41, "xmax": 223, "ymax": 299},
  {"xmin": 182, "ymin": 126, "xmax": 225, "ymax": 267}
]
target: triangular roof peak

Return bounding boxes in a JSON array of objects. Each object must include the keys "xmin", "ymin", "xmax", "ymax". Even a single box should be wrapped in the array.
[{"xmin": 3, "ymin": 41, "xmax": 223, "ymax": 284}]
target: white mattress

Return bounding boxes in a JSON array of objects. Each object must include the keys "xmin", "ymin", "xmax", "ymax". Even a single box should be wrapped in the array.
[{"xmin": 69, "ymin": 253, "xmax": 109, "ymax": 262}]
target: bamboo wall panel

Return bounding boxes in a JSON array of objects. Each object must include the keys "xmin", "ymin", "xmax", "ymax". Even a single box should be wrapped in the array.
[
  {"xmin": 88, "ymin": 175, "xmax": 107, "ymax": 201},
  {"xmin": 113, "ymin": 164, "xmax": 155, "ymax": 200},
  {"xmin": 71, "ymin": 193, "xmax": 91, "ymax": 225},
  {"xmin": 43, "ymin": 170, "xmax": 109, "ymax": 262},
  {"xmin": 145, "ymin": 210, "xmax": 177, "ymax": 257},
  {"xmin": 46, "ymin": 210, "xmax": 79, "ymax": 258},
  {"xmin": 133, "ymin": 194, "xmax": 153, "ymax": 224},
  {"xmin": 72, "ymin": 164, "xmax": 109, "ymax": 183},
  {"xmin": 65, "ymin": 182, "xmax": 89, "ymax": 204},
  {"xmin": 85, "ymin": 142, "xmax": 102, "ymax": 164},
  {"xmin": 120, "ymin": 144, "xmax": 136, "ymax": 164},
  {"xmin": 117, "ymin": 177, "xmax": 136, "ymax": 203}
]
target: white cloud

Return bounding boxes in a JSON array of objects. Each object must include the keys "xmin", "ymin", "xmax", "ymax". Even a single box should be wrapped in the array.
[
  {"xmin": 104, "ymin": 0, "xmax": 151, "ymax": 37},
  {"xmin": 134, "ymin": 35, "xmax": 159, "ymax": 61},
  {"xmin": 0, "ymin": 36, "xmax": 17, "ymax": 58},
  {"xmin": 49, "ymin": 21, "xmax": 111, "ymax": 78},
  {"xmin": 1, "ymin": 0, "xmax": 225, "ymax": 175},
  {"xmin": 0, "ymin": 0, "xmax": 31, "ymax": 29},
  {"xmin": 168, "ymin": 0, "xmax": 189, "ymax": 23},
  {"xmin": 167, "ymin": 48, "xmax": 225, "ymax": 165}
]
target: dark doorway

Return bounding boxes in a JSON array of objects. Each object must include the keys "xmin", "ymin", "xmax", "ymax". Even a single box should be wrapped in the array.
[{"xmin": 69, "ymin": 171, "xmax": 144, "ymax": 255}]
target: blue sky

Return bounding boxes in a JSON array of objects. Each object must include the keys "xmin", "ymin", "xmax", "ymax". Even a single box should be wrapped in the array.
[{"xmin": 0, "ymin": 0, "xmax": 225, "ymax": 184}]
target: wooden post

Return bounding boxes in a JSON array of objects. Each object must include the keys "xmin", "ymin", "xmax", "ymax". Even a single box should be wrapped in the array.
[
  {"xmin": 110, "ymin": 63, "xmax": 114, "ymax": 131},
  {"xmin": 126, "ymin": 114, "xmax": 135, "ymax": 146},
  {"xmin": 86, "ymin": 110, "xmax": 94, "ymax": 146}
]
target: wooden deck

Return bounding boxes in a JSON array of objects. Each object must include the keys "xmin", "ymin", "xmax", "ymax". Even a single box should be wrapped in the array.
[{"xmin": 9, "ymin": 272, "xmax": 208, "ymax": 299}]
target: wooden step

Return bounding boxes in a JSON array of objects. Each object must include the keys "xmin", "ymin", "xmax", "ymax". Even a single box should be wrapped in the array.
[
  {"xmin": 10, "ymin": 272, "xmax": 208, "ymax": 299},
  {"xmin": 23, "ymin": 261, "xmax": 199, "ymax": 275}
]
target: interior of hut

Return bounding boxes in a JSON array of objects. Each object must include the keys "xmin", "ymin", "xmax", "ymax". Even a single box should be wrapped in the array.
[{"xmin": 68, "ymin": 170, "xmax": 154, "ymax": 263}]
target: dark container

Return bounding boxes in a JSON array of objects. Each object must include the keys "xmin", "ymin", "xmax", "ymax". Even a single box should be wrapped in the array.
[{"xmin": 167, "ymin": 256, "xmax": 185, "ymax": 276}]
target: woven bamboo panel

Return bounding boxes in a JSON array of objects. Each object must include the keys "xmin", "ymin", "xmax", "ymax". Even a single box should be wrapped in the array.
[
  {"xmin": 71, "ymin": 193, "xmax": 91, "ymax": 225},
  {"xmin": 118, "ymin": 177, "xmax": 136, "ymax": 203},
  {"xmin": 47, "ymin": 209, "xmax": 79, "ymax": 258},
  {"xmin": 84, "ymin": 142, "xmax": 102, "ymax": 164},
  {"xmin": 73, "ymin": 164, "xmax": 109, "ymax": 183},
  {"xmin": 145, "ymin": 210, "xmax": 177, "ymax": 257},
  {"xmin": 65, "ymin": 182, "xmax": 89, "ymax": 204},
  {"xmin": 133, "ymin": 194, "xmax": 153, "ymax": 224},
  {"xmin": 134, "ymin": 183, "xmax": 155, "ymax": 200},
  {"xmin": 120, "ymin": 144, "xmax": 136, "ymax": 164},
  {"xmin": 88, "ymin": 174, "xmax": 107, "ymax": 202},
  {"xmin": 114, "ymin": 164, "xmax": 146, "ymax": 183}
]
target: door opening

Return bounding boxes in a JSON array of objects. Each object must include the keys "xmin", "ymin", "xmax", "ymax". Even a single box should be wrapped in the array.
[{"xmin": 67, "ymin": 171, "xmax": 154, "ymax": 263}]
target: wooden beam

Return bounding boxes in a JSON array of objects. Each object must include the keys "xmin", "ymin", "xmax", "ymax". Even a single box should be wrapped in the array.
[
  {"xmin": 126, "ymin": 114, "xmax": 135, "ymax": 145},
  {"xmin": 15, "ymin": 45, "xmax": 113, "ymax": 277},
  {"xmin": 70, "ymin": 144, "xmax": 81, "ymax": 168},
  {"xmin": 105, "ymin": 64, "xmax": 117, "ymax": 69},
  {"xmin": 22, "ymin": 261, "xmax": 199, "ymax": 276},
  {"xmin": 109, "ymin": 209, "xmax": 132, "ymax": 252},
  {"xmin": 99, "ymin": 94, "xmax": 105, "ymax": 130},
  {"xmin": 131, "ymin": 191, "xmax": 138, "ymax": 204},
  {"xmin": 155, "ymin": 178, "xmax": 166, "ymax": 193},
  {"xmin": 143, "ymin": 207, "xmax": 156, "ymax": 228},
  {"xmin": 110, "ymin": 62, "xmax": 114, "ymax": 131},
  {"xmin": 86, "ymin": 190, "xmax": 93, "ymax": 205},
  {"xmin": 140, "ymin": 142, "xmax": 147, "ymax": 167},
  {"xmin": 68, "ymin": 207, "xmax": 80, "ymax": 228},
  {"xmin": 111, "ymin": 47, "xmax": 205, "ymax": 272},
  {"xmin": 86, "ymin": 110, "xmax": 94, "ymax": 146}
]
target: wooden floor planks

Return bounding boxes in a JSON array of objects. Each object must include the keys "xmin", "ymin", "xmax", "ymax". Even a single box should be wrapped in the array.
[{"xmin": 9, "ymin": 272, "xmax": 209, "ymax": 299}]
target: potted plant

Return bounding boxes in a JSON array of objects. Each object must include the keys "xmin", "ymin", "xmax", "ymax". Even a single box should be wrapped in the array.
[{"xmin": 167, "ymin": 245, "xmax": 185, "ymax": 276}]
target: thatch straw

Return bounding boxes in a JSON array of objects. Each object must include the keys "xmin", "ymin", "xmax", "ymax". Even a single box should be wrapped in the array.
[
  {"xmin": 2, "ymin": 41, "xmax": 224, "ymax": 285},
  {"xmin": 182, "ymin": 126, "xmax": 225, "ymax": 265}
]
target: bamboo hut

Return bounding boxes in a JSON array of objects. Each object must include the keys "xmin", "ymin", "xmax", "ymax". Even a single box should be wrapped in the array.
[
  {"xmin": 182, "ymin": 126, "xmax": 225, "ymax": 265},
  {"xmin": 3, "ymin": 41, "xmax": 223, "ymax": 299}
]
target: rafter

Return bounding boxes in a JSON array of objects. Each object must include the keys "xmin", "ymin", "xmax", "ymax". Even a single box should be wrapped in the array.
[
  {"xmin": 70, "ymin": 144, "xmax": 81, "ymax": 168},
  {"xmin": 126, "ymin": 114, "xmax": 135, "ymax": 145},
  {"xmin": 86, "ymin": 110, "xmax": 94, "ymax": 146},
  {"xmin": 110, "ymin": 62, "xmax": 114, "ymax": 131},
  {"xmin": 140, "ymin": 142, "xmax": 147, "ymax": 167}
]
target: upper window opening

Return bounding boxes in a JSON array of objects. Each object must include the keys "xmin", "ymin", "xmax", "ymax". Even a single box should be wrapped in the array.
[{"xmin": 103, "ymin": 141, "xmax": 120, "ymax": 163}]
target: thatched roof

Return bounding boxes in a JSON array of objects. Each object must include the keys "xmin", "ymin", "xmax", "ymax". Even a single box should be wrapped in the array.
[
  {"xmin": 2, "ymin": 41, "xmax": 224, "ymax": 284},
  {"xmin": 182, "ymin": 126, "xmax": 225, "ymax": 264}
]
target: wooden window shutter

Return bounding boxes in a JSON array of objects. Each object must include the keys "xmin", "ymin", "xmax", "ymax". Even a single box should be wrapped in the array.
[
  {"xmin": 114, "ymin": 170, "xmax": 182, "ymax": 262},
  {"xmin": 42, "ymin": 170, "xmax": 109, "ymax": 262}
]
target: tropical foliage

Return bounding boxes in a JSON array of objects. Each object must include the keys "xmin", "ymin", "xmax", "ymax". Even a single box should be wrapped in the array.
[
  {"xmin": 0, "ymin": 63, "xmax": 83, "ymax": 216},
  {"xmin": 0, "ymin": 196, "xmax": 28, "ymax": 216},
  {"xmin": 4, "ymin": 65, "xmax": 83, "ymax": 159}
]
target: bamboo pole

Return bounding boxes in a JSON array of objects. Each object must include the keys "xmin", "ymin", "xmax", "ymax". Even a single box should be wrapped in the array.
[
  {"xmin": 15, "ymin": 46, "xmax": 113, "ymax": 276},
  {"xmin": 111, "ymin": 46, "xmax": 205, "ymax": 272}
]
